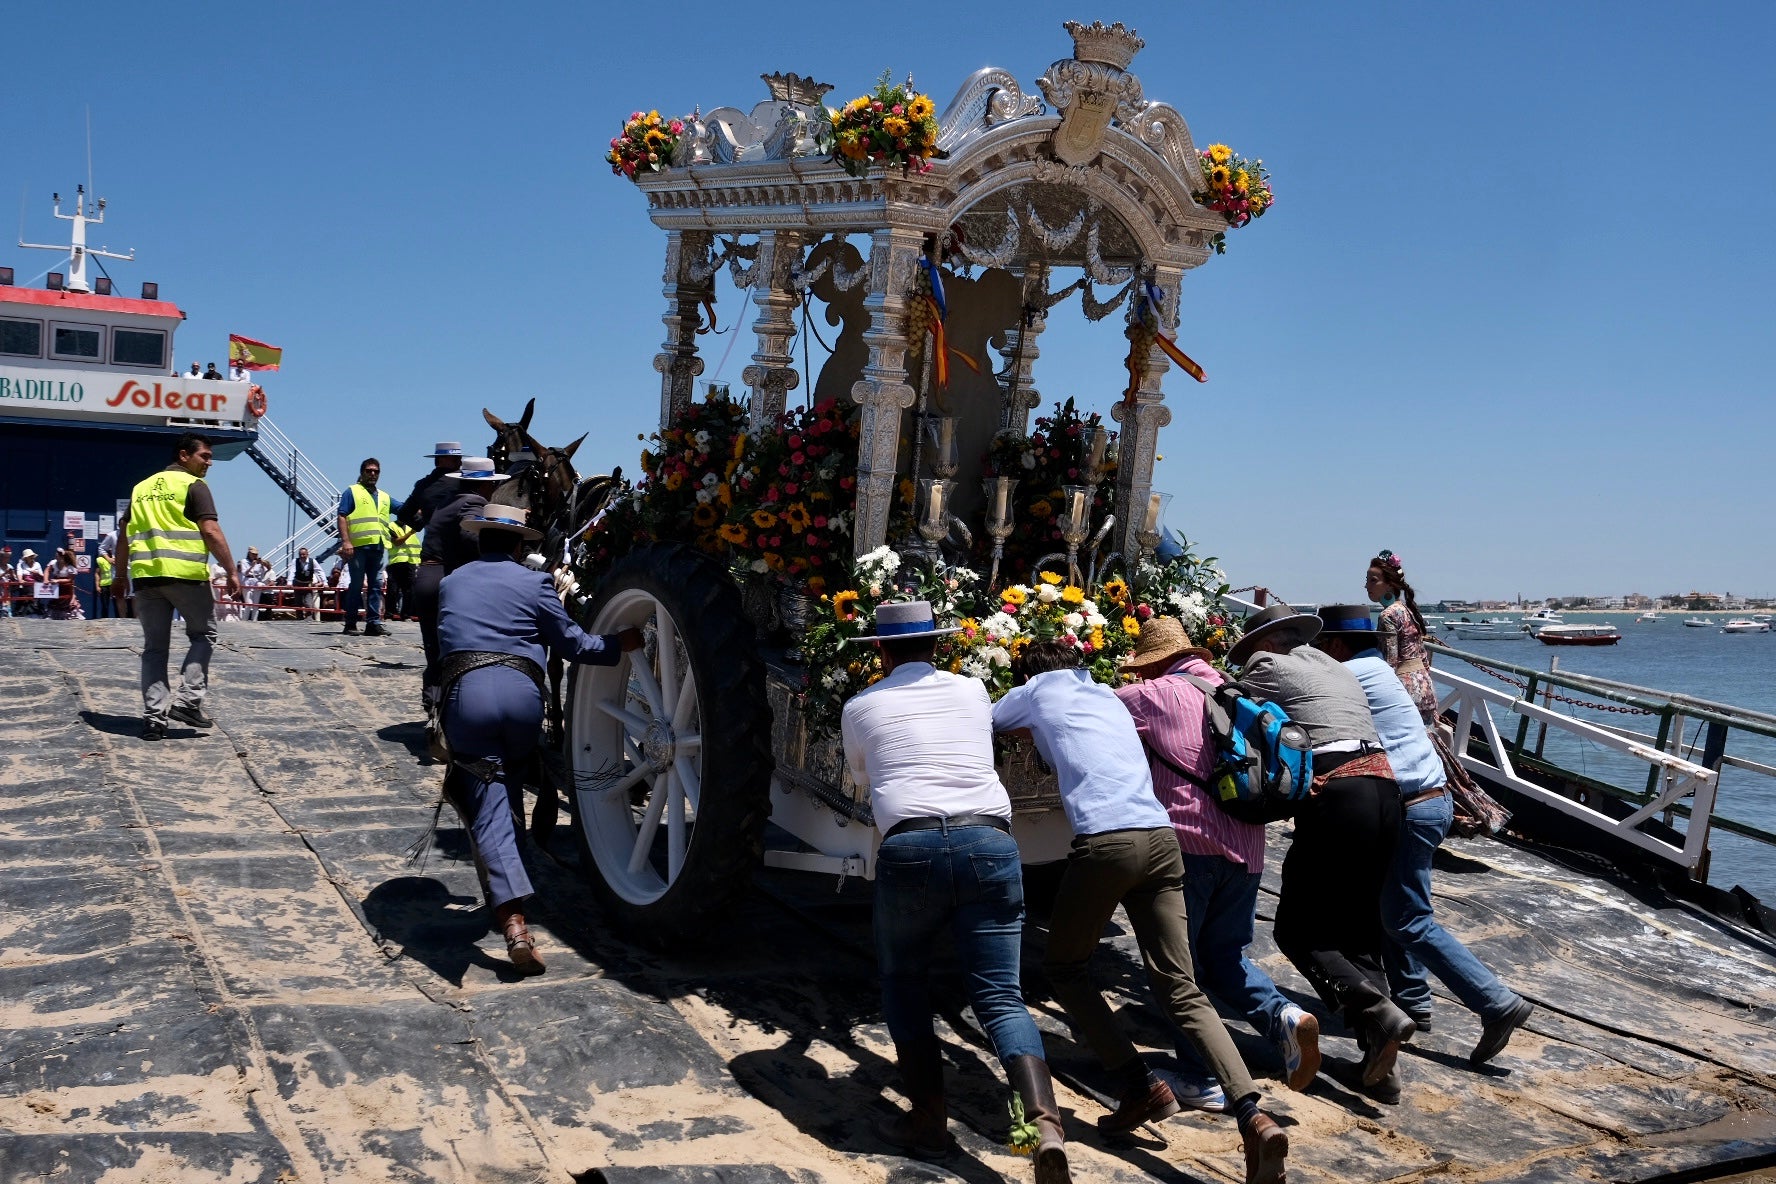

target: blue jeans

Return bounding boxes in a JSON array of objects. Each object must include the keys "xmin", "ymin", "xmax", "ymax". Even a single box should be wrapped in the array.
[
  {"xmin": 873, "ymin": 825, "xmax": 1046, "ymax": 1064},
  {"xmin": 1382, "ymin": 790, "xmax": 1521, "ymax": 1021},
  {"xmin": 343, "ymin": 544, "xmax": 385, "ymax": 627},
  {"xmin": 1171, "ymin": 850, "xmax": 1293, "ymax": 1073}
]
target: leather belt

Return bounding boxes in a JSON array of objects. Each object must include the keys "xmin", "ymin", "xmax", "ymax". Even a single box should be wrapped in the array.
[
  {"xmin": 884, "ymin": 813, "xmax": 1012, "ymax": 839},
  {"xmin": 1402, "ymin": 786, "xmax": 1448, "ymax": 808}
]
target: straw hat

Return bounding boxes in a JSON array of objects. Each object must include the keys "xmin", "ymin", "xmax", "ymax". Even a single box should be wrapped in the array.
[{"xmin": 1119, "ymin": 616, "xmax": 1212, "ymax": 673}]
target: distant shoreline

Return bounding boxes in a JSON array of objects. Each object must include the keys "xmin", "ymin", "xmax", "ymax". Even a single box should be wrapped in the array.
[{"xmin": 1428, "ymin": 608, "xmax": 1763, "ymax": 617}]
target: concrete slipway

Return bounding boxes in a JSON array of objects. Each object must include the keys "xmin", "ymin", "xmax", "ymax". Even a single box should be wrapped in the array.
[{"xmin": 4, "ymin": 619, "xmax": 1776, "ymax": 1184}]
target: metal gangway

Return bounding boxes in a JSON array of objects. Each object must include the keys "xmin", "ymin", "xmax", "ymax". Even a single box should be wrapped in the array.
[{"xmin": 244, "ymin": 415, "xmax": 343, "ymax": 577}]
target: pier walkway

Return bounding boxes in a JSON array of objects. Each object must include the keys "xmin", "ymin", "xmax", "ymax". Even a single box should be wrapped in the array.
[{"xmin": 4, "ymin": 621, "xmax": 1776, "ymax": 1183}]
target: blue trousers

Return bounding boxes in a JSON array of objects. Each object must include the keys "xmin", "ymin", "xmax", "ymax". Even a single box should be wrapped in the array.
[
  {"xmin": 442, "ymin": 665, "xmax": 542, "ymax": 909},
  {"xmin": 343, "ymin": 544, "xmax": 385, "ymax": 627},
  {"xmin": 1382, "ymin": 790, "xmax": 1521, "ymax": 1022},
  {"xmin": 873, "ymin": 824, "xmax": 1046, "ymax": 1064},
  {"xmin": 1171, "ymin": 850, "xmax": 1294, "ymax": 1074}
]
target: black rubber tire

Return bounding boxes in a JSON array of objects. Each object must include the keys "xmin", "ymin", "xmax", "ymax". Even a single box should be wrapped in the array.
[{"xmin": 566, "ymin": 542, "xmax": 774, "ymax": 948}]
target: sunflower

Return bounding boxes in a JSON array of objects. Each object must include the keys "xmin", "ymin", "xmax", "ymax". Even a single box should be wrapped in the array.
[
  {"xmin": 664, "ymin": 471, "xmax": 684, "ymax": 491},
  {"xmin": 751, "ymin": 509, "xmax": 779, "ymax": 529},
  {"xmin": 1101, "ymin": 576, "xmax": 1130, "ymax": 605},
  {"xmin": 908, "ymin": 94, "xmax": 934, "ymax": 120},
  {"xmin": 1039, "ymin": 571, "xmax": 1063, "ymax": 586},
  {"xmin": 833, "ymin": 590, "xmax": 861, "ymax": 621},
  {"xmin": 732, "ymin": 433, "xmax": 747, "ymax": 459},
  {"xmin": 692, "ymin": 503, "xmax": 718, "ymax": 527},
  {"xmin": 1209, "ymin": 165, "xmax": 1230, "ymax": 187},
  {"xmin": 1207, "ymin": 143, "xmax": 1233, "ymax": 165},
  {"xmin": 1029, "ymin": 499, "xmax": 1053, "ymax": 520},
  {"xmin": 807, "ymin": 575, "xmax": 827, "ymax": 595},
  {"xmin": 1122, "ymin": 615, "xmax": 1141, "ymax": 636},
  {"xmin": 783, "ymin": 502, "xmax": 812, "ymax": 532},
  {"xmin": 1002, "ymin": 586, "xmax": 1029, "ymax": 605},
  {"xmin": 715, "ymin": 482, "xmax": 733, "ymax": 507},
  {"xmin": 718, "ymin": 523, "xmax": 749, "ymax": 545},
  {"xmin": 1061, "ymin": 585, "xmax": 1085, "ymax": 605}
]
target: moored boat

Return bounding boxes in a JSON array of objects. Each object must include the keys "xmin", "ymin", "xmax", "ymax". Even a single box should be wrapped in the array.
[
  {"xmin": 1520, "ymin": 608, "xmax": 1565, "ymax": 634},
  {"xmin": 1538, "ymin": 623, "xmax": 1622, "ymax": 646},
  {"xmin": 1447, "ymin": 618, "xmax": 1531, "ymax": 641},
  {"xmin": 1720, "ymin": 619, "xmax": 1771, "ymax": 634},
  {"xmin": 1685, "ymin": 617, "xmax": 1716, "ymax": 628}
]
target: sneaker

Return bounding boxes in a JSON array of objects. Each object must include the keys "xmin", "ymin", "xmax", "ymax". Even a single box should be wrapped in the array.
[
  {"xmin": 1277, "ymin": 1004, "xmax": 1321, "ymax": 1092},
  {"xmin": 1470, "ymin": 998, "xmax": 1534, "ymax": 1067},
  {"xmin": 365, "ymin": 622, "xmax": 388, "ymax": 637},
  {"xmin": 168, "ymin": 703, "xmax": 214, "ymax": 729},
  {"xmin": 142, "ymin": 720, "xmax": 167, "ymax": 742},
  {"xmin": 1168, "ymin": 1074, "xmax": 1226, "ymax": 1113}
]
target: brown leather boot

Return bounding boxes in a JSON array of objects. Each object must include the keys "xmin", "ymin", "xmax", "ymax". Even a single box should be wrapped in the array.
[
  {"xmin": 1007, "ymin": 1055, "xmax": 1070, "ymax": 1184},
  {"xmin": 495, "ymin": 903, "xmax": 545, "ymax": 976},
  {"xmin": 1241, "ymin": 1111, "xmax": 1289, "ymax": 1184},
  {"xmin": 1098, "ymin": 1058, "xmax": 1181, "ymax": 1135},
  {"xmin": 876, "ymin": 1042, "xmax": 952, "ymax": 1161}
]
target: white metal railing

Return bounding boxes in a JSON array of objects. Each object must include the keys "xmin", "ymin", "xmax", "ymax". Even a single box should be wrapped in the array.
[
  {"xmin": 1431, "ymin": 667, "xmax": 1718, "ymax": 874},
  {"xmin": 249, "ymin": 416, "xmax": 344, "ymax": 576}
]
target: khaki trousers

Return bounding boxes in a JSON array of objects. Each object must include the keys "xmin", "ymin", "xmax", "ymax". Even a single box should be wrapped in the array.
[{"xmin": 1044, "ymin": 825, "xmax": 1259, "ymax": 1103}]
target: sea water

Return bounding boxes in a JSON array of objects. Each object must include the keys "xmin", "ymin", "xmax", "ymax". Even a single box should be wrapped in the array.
[{"xmin": 1430, "ymin": 614, "xmax": 1776, "ymax": 907}]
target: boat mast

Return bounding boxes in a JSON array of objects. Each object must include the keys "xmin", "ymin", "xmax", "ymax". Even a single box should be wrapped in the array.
[{"xmin": 19, "ymin": 184, "xmax": 134, "ymax": 293}]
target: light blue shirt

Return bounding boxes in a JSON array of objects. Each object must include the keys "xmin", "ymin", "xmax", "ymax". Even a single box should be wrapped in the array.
[
  {"xmin": 1344, "ymin": 649, "xmax": 1446, "ymax": 796},
  {"xmin": 992, "ymin": 667, "xmax": 1171, "ymax": 837}
]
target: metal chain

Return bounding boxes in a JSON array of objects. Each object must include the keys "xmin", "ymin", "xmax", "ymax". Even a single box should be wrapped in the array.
[{"xmin": 1464, "ymin": 661, "xmax": 1656, "ymax": 715}]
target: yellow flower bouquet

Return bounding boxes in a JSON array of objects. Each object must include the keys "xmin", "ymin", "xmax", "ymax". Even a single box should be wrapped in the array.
[{"xmin": 822, "ymin": 71, "xmax": 941, "ymax": 178}]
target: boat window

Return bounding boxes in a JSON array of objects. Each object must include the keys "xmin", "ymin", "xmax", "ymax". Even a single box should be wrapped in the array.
[
  {"xmin": 50, "ymin": 321, "xmax": 103, "ymax": 360},
  {"xmin": 0, "ymin": 316, "xmax": 43, "ymax": 357},
  {"xmin": 112, "ymin": 327, "xmax": 167, "ymax": 369}
]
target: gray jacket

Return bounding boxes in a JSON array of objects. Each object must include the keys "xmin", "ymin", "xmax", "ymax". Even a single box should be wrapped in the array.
[{"xmin": 1237, "ymin": 646, "xmax": 1380, "ymax": 749}]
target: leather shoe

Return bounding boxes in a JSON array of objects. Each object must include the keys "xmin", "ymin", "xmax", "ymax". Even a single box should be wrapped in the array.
[
  {"xmin": 1098, "ymin": 1064, "xmax": 1180, "ymax": 1135},
  {"xmin": 365, "ymin": 622, "xmax": 389, "ymax": 637},
  {"xmin": 503, "ymin": 916, "xmax": 546, "ymax": 975},
  {"xmin": 1470, "ymin": 998, "xmax": 1533, "ymax": 1067},
  {"xmin": 1241, "ymin": 1112, "xmax": 1289, "ymax": 1184},
  {"xmin": 1355, "ymin": 997, "xmax": 1416, "ymax": 1087},
  {"xmin": 142, "ymin": 720, "xmax": 166, "ymax": 742},
  {"xmin": 1364, "ymin": 1063, "xmax": 1401, "ymax": 1105},
  {"xmin": 169, "ymin": 703, "xmax": 214, "ymax": 729}
]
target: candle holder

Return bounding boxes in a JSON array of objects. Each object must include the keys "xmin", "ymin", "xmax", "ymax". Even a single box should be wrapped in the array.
[
  {"xmin": 925, "ymin": 415, "xmax": 960, "ymax": 479},
  {"xmin": 1059, "ymin": 483, "xmax": 1092, "ymax": 586},
  {"xmin": 1133, "ymin": 490, "xmax": 1173, "ymax": 592},
  {"xmin": 1084, "ymin": 424, "xmax": 1110, "ymax": 487},
  {"xmin": 982, "ymin": 476, "xmax": 1018, "ymax": 593},
  {"xmin": 909, "ymin": 477, "xmax": 953, "ymax": 566}
]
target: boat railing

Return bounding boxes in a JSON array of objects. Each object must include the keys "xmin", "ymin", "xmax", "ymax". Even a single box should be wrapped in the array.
[{"xmin": 1428, "ymin": 641, "xmax": 1776, "ymax": 883}]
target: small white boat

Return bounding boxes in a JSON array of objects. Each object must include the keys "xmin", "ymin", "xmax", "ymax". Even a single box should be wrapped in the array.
[
  {"xmin": 1720, "ymin": 619, "xmax": 1771, "ymax": 634},
  {"xmin": 1448, "ymin": 618, "xmax": 1532, "ymax": 641},
  {"xmin": 1635, "ymin": 611, "xmax": 1660, "ymax": 623},
  {"xmin": 1539, "ymin": 623, "xmax": 1622, "ymax": 646},
  {"xmin": 1685, "ymin": 617, "xmax": 1716, "ymax": 628},
  {"xmin": 1520, "ymin": 608, "xmax": 1566, "ymax": 634}
]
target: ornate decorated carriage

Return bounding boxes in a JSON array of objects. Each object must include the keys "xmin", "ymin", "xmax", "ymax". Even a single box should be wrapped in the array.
[{"xmin": 566, "ymin": 22, "xmax": 1260, "ymax": 943}]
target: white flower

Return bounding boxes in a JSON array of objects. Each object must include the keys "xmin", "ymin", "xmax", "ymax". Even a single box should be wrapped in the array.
[
  {"xmin": 1062, "ymin": 612, "xmax": 1085, "ymax": 629},
  {"xmin": 982, "ymin": 612, "xmax": 1022, "ymax": 640},
  {"xmin": 822, "ymin": 670, "xmax": 845, "ymax": 690},
  {"xmin": 868, "ymin": 583, "xmax": 882, "ymax": 597},
  {"xmin": 1085, "ymin": 612, "xmax": 1107, "ymax": 628},
  {"xmin": 750, "ymin": 558, "xmax": 769, "ymax": 574},
  {"xmin": 961, "ymin": 657, "xmax": 991, "ymax": 679},
  {"xmin": 983, "ymin": 645, "xmax": 1012, "ymax": 668},
  {"xmin": 693, "ymin": 430, "xmax": 711, "ymax": 449},
  {"xmin": 1037, "ymin": 584, "xmax": 1062, "ymax": 604},
  {"xmin": 1020, "ymin": 452, "xmax": 1037, "ymax": 470},
  {"xmin": 694, "ymin": 489, "xmax": 712, "ymax": 504},
  {"xmin": 701, "ymin": 472, "xmax": 719, "ymax": 488}
]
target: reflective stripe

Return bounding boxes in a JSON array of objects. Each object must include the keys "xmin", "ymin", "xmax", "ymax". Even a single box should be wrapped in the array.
[{"xmin": 128, "ymin": 470, "xmax": 210, "ymax": 581}]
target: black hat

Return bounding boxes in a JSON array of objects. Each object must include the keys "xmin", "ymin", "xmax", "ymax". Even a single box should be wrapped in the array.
[
  {"xmin": 1226, "ymin": 603, "xmax": 1322, "ymax": 667},
  {"xmin": 1315, "ymin": 603, "xmax": 1383, "ymax": 646}
]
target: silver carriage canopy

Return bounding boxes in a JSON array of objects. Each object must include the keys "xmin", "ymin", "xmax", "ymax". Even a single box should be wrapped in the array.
[{"xmin": 632, "ymin": 21, "xmax": 1227, "ymax": 562}]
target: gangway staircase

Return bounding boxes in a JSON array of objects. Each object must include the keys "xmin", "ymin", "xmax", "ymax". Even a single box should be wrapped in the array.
[{"xmin": 244, "ymin": 416, "xmax": 343, "ymax": 578}]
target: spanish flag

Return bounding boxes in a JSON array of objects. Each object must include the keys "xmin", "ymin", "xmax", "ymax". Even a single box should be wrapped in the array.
[{"xmin": 228, "ymin": 333, "xmax": 283, "ymax": 371}]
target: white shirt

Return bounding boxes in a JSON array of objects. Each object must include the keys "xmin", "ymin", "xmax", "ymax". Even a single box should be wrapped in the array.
[
  {"xmin": 841, "ymin": 661, "xmax": 1012, "ymax": 836},
  {"xmin": 229, "ymin": 366, "xmax": 250, "ymax": 382}
]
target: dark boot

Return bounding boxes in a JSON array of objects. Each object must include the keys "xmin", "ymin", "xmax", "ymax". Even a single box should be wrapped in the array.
[
  {"xmin": 1098, "ymin": 1057, "xmax": 1180, "ymax": 1135},
  {"xmin": 876, "ymin": 1042, "xmax": 951, "ymax": 1161},
  {"xmin": 1354, "ymin": 996, "xmax": 1416, "ymax": 1087},
  {"xmin": 1007, "ymin": 1055, "xmax": 1070, "ymax": 1184}
]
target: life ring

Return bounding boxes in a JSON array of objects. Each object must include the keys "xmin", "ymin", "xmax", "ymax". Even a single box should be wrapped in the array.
[{"xmin": 246, "ymin": 386, "xmax": 268, "ymax": 418}]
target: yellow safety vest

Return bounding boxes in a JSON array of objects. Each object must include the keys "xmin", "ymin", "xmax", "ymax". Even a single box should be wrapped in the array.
[
  {"xmin": 127, "ymin": 470, "xmax": 210, "ymax": 581},
  {"xmin": 96, "ymin": 553, "xmax": 113, "ymax": 584},
  {"xmin": 389, "ymin": 529, "xmax": 421, "ymax": 566},
  {"xmin": 344, "ymin": 483, "xmax": 392, "ymax": 548}
]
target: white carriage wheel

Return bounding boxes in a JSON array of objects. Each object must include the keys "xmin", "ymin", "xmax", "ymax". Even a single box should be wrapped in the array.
[{"xmin": 569, "ymin": 587, "xmax": 703, "ymax": 905}]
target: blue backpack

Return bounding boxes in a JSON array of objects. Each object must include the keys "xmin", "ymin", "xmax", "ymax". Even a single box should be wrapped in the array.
[{"xmin": 1154, "ymin": 674, "xmax": 1314, "ymax": 824}]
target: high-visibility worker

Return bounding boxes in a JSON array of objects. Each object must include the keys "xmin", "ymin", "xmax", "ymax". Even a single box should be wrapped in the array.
[
  {"xmin": 116, "ymin": 432, "xmax": 241, "ymax": 740},
  {"xmin": 335, "ymin": 457, "xmax": 398, "ymax": 636},
  {"xmin": 95, "ymin": 551, "xmax": 116, "ymax": 618},
  {"xmin": 385, "ymin": 525, "xmax": 422, "ymax": 620}
]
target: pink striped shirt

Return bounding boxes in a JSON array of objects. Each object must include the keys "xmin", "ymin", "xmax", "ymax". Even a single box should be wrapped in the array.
[{"xmin": 1114, "ymin": 656, "xmax": 1266, "ymax": 871}]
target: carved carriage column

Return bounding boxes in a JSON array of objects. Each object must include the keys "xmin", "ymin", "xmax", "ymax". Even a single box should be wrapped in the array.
[
  {"xmin": 849, "ymin": 226, "xmax": 925, "ymax": 556},
  {"xmin": 995, "ymin": 261, "xmax": 1051, "ymax": 435},
  {"xmin": 1111, "ymin": 264, "xmax": 1181, "ymax": 562},
  {"xmin": 653, "ymin": 229, "xmax": 714, "ymax": 426},
  {"xmin": 742, "ymin": 229, "xmax": 809, "ymax": 432}
]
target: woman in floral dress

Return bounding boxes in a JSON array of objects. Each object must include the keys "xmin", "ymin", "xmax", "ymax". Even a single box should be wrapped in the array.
[{"xmin": 1366, "ymin": 550, "xmax": 1437, "ymax": 724}]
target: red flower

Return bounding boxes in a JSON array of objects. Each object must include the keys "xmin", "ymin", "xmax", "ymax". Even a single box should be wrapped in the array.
[
  {"xmin": 1135, "ymin": 603, "xmax": 1154, "ymax": 621},
  {"xmin": 813, "ymin": 515, "xmax": 828, "ymax": 528},
  {"xmin": 788, "ymin": 435, "xmax": 804, "ymax": 449},
  {"xmin": 791, "ymin": 451, "xmax": 806, "ymax": 465},
  {"xmin": 839, "ymin": 476, "xmax": 855, "ymax": 490}
]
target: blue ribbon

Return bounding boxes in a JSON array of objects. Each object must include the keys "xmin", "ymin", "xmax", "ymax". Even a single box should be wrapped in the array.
[
  {"xmin": 479, "ymin": 516, "xmax": 528, "ymax": 529},
  {"xmin": 920, "ymin": 257, "xmax": 947, "ymax": 320},
  {"xmin": 874, "ymin": 618, "xmax": 937, "ymax": 637}
]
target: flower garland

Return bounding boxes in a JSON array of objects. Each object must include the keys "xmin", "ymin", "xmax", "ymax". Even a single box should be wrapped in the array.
[
  {"xmin": 723, "ymin": 398, "xmax": 860, "ymax": 595},
  {"xmin": 1193, "ymin": 143, "xmax": 1274, "ymax": 254},
  {"xmin": 823, "ymin": 71, "xmax": 940, "ymax": 177},
  {"xmin": 981, "ymin": 398, "xmax": 1117, "ymax": 581},
  {"xmin": 607, "ymin": 110, "xmax": 685, "ymax": 180}
]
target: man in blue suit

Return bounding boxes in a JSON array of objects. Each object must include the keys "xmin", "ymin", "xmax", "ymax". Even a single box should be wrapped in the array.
[{"xmin": 437, "ymin": 502, "xmax": 642, "ymax": 973}]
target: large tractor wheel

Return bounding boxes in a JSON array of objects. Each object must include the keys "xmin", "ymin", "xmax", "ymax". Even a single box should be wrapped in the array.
[{"xmin": 565, "ymin": 543, "xmax": 773, "ymax": 945}]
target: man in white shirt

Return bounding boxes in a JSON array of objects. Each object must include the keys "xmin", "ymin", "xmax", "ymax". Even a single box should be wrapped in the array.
[{"xmin": 841, "ymin": 600, "xmax": 1067, "ymax": 1183}]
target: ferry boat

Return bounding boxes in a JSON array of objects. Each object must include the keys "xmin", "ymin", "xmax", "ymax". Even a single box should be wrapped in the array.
[
  {"xmin": 1537, "ymin": 622, "xmax": 1622, "ymax": 646},
  {"xmin": 1720, "ymin": 619, "xmax": 1771, "ymax": 634}
]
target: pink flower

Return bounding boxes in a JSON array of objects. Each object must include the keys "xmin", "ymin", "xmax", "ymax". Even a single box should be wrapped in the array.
[
  {"xmin": 1002, "ymin": 603, "xmax": 1018, "ymax": 615},
  {"xmin": 891, "ymin": 104, "xmax": 904, "ymax": 115},
  {"xmin": 630, "ymin": 111, "xmax": 645, "ymax": 121},
  {"xmin": 813, "ymin": 515, "xmax": 828, "ymax": 528},
  {"xmin": 791, "ymin": 451, "xmax": 806, "ymax": 465},
  {"xmin": 806, "ymin": 534, "xmax": 819, "ymax": 546},
  {"xmin": 668, "ymin": 120, "xmax": 684, "ymax": 134},
  {"xmin": 871, "ymin": 101, "xmax": 883, "ymax": 111},
  {"xmin": 1135, "ymin": 603, "xmax": 1153, "ymax": 621}
]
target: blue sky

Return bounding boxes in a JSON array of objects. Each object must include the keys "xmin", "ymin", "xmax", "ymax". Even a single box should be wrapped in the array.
[{"xmin": 9, "ymin": 1, "xmax": 1773, "ymax": 603}]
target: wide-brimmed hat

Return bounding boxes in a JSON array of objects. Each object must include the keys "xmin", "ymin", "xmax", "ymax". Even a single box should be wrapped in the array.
[
  {"xmin": 425, "ymin": 441, "xmax": 464, "ymax": 458},
  {"xmin": 1119, "ymin": 616, "xmax": 1212, "ymax": 673},
  {"xmin": 851, "ymin": 599, "xmax": 961, "ymax": 643},
  {"xmin": 1314, "ymin": 603, "xmax": 1382, "ymax": 646},
  {"xmin": 1226, "ymin": 604, "xmax": 1322, "ymax": 667},
  {"xmin": 460, "ymin": 503, "xmax": 542, "ymax": 541},
  {"xmin": 22, "ymin": 548, "xmax": 38, "ymax": 559},
  {"xmin": 445, "ymin": 456, "xmax": 508, "ymax": 482}
]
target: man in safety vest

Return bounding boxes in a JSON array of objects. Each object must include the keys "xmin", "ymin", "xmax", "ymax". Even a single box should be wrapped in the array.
[
  {"xmin": 385, "ymin": 525, "xmax": 422, "ymax": 621},
  {"xmin": 94, "ymin": 550, "xmax": 115, "ymax": 618},
  {"xmin": 336, "ymin": 457, "xmax": 396, "ymax": 636},
  {"xmin": 115, "ymin": 432, "xmax": 241, "ymax": 741}
]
